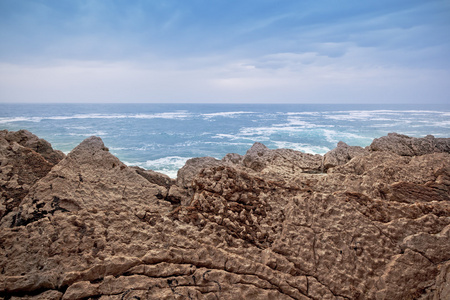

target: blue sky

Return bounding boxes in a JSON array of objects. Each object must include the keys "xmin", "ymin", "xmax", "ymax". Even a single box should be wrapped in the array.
[{"xmin": 0, "ymin": 0, "xmax": 449, "ymax": 103}]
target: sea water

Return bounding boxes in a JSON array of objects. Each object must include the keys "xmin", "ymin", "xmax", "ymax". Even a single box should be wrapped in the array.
[{"xmin": 1, "ymin": 103, "xmax": 449, "ymax": 178}]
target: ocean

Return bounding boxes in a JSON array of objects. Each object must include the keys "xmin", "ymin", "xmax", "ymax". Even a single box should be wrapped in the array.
[{"xmin": 1, "ymin": 103, "xmax": 449, "ymax": 178}]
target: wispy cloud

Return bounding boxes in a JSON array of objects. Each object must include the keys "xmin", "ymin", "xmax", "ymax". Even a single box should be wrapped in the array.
[{"xmin": 0, "ymin": 0, "xmax": 449, "ymax": 103}]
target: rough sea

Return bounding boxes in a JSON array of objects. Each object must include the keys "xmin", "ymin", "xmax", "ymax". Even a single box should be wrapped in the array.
[{"xmin": 1, "ymin": 103, "xmax": 449, "ymax": 178}]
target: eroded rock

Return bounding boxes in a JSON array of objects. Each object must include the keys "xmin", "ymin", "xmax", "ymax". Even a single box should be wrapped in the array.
[
  {"xmin": 0, "ymin": 132, "xmax": 449, "ymax": 300},
  {"xmin": 0, "ymin": 130, "xmax": 64, "ymax": 222},
  {"xmin": 369, "ymin": 132, "xmax": 450, "ymax": 156},
  {"xmin": 239, "ymin": 142, "xmax": 323, "ymax": 180},
  {"xmin": 131, "ymin": 166, "xmax": 175, "ymax": 189},
  {"xmin": 3, "ymin": 129, "xmax": 65, "ymax": 164},
  {"xmin": 323, "ymin": 141, "xmax": 368, "ymax": 170}
]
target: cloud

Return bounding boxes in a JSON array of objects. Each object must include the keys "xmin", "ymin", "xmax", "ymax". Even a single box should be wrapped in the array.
[
  {"xmin": 1, "ymin": 52, "xmax": 448, "ymax": 103},
  {"xmin": 0, "ymin": 0, "xmax": 449, "ymax": 103}
]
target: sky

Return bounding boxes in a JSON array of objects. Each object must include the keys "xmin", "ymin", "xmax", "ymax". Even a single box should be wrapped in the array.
[{"xmin": 0, "ymin": 0, "xmax": 449, "ymax": 104}]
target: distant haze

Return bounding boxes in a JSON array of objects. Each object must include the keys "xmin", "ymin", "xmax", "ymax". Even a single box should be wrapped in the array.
[{"xmin": 0, "ymin": 0, "xmax": 449, "ymax": 104}]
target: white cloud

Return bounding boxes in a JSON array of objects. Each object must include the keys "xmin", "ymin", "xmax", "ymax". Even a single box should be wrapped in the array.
[
  {"xmin": 1, "ymin": 46, "xmax": 448, "ymax": 104},
  {"xmin": 1, "ymin": 1, "xmax": 448, "ymax": 105}
]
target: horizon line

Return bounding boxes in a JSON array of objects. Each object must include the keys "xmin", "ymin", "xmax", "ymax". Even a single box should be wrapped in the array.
[{"xmin": 1, "ymin": 102, "xmax": 449, "ymax": 106}]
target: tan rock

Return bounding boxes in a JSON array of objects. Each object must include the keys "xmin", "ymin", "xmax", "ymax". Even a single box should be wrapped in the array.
[
  {"xmin": 0, "ymin": 131, "xmax": 61, "ymax": 222},
  {"xmin": 3, "ymin": 129, "xmax": 65, "ymax": 164},
  {"xmin": 1, "ymin": 132, "xmax": 449, "ymax": 300},
  {"xmin": 323, "ymin": 141, "xmax": 368, "ymax": 170},
  {"xmin": 241, "ymin": 142, "xmax": 323, "ymax": 175},
  {"xmin": 130, "ymin": 166, "xmax": 175, "ymax": 189},
  {"xmin": 370, "ymin": 132, "xmax": 450, "ymax": 156}
]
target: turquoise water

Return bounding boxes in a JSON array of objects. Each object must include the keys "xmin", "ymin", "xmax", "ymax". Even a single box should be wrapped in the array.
[{"xmin": 1, "ymin": 103, "xmax": 449, "ymax": 177}]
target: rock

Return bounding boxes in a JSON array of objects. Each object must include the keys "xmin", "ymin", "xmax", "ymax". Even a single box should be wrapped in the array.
[
  {"xmin": 373, "ymin": 249, "xmax": 438, "ymax": 300},
  {"xmin": 131, "ymin": 166, "xmax": 175, "ymax": 189},
  {"xmin": 3, "ymin": 129, "xmax": 65, "ymax": 164},
  {"xmin": 241, "ymin": 142, "xmax": 271, "ymax": 171},
  {"xmin": 10, "ymin": 290, "xmax": 63, "ymax": 300},
  {"xmin": 401, "ymin": 225, "xmax": 450, "ymax": 264},
  {"xmin": 430, "ymin": 261, "xmax": 450, "ymax": 300},
  {"xmin": 1, "ymin": 136, "xmax": 168, "ymax": 228},
  {"xmin": 176, "ymin": 156, "xmax": 223, "ymax": 190},
  {"xmin": 323, "ymin": 141, "xmax": 368, "ymax": 170},
  {"xmin": 370, "ymin": 132, "xmax": 450, "ymax": 156},
  {"xmin": 0, "ymin": 131, "xmax": 61, "ymax": 222},
  {"xmin": 242, "ymin": 142, "xmax": 323, "ymax": 176},
  {"xmin": 222, "ymin": 152, "xmax": 243, "ymax": 164},
  {"xmin": 166, "ymin": 185, "xmax": 189, "ymax": 206},
  {"xmin": 0, "ymin": 132, "xmax": 449, "ymax": 300}
]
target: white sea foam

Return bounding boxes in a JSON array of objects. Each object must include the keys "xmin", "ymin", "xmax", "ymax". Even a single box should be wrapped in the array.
[
  {"xmin": 332, "ymin": 110, "xmax": 444, "ymax": 114},
  {"xmin": 65, "ymin": 126, "xmax": 92, "ymax": 130},
  {"xmin": 214, "ymin": 123, "xmax": 328, "ymax": 141},
  {"xmin": 204, "ymin": 141, "xmax": 254, "ymax": 147},
  {"xmin": 109, "ymin": 145, "xmax": 153, "ymax": 151},
  {"xmin": 322, "ymin": 129, "xmax": 370, "ymax": 145},
  {"xmin": 202, "ymin": 111, "xmax": 256, "ymax": 119},
  {"xmin": 239, "ymin": 126, "xmax": 300, "ymax": 137},
  {"xmin": 285, "ymin": 112, "xmax": 321, "ymax": 116},
  {"xmin": 0, "ymin": 114, "xmax": 126, "ymax": 123},
  {"xmin": 409, "ymin": 120, "xmax": 450, "ymax": 128},
  {"xmin": 68, "ymin": 131, "xmax": 108, "ymax": 137},
  {"xmin": 124, "ymin": 156, "xmax": 192, "ymax": 178},
  {"xmin": 133, "ymin": 111, "xmax": 192, "ymax": 119},
  {"xmin": 394, "ymin": 110, "xmax": 445, "ymax": 114},
  {"xmin": 52, "ymin": 114, "xmax": 130, "ymax": 120},
  {"xmin": 173, "ymin": 141, "xmax": 201, "ymax": 147},
  {"xmin": 0, "ymin": 111, "xmax": 192, "ymax": 123},
  {"xmin": 436, "ymin": 120, "xmax": 450, "ymax": 127},
  {"xmin": 368, "ymin": 123, "xmax": 400, "ymax": 128},
  {"xmin": 273, "ymin": 141, "xmax": 330, "ymax": 154},
  {"xmin": 142, "ymin": 156, "xmax": 191, "ymax": 178},
  {"xmin": 0, "ymin": 116, "xmax": 43, "ymax": 123},
  {"xmin": 323, "ymin": 111, "xmax": 400, "ymax": 121},
  {"xmin": 285, "ymin": 117, "xmax": 334, "ymax": 128},
  {"xmin": 109, "ymin": 147, "xmax": 129, "ymax": 151},
  {"xmin": 243, "ymin": 125, "xmax": 313, "ymax": 135},
  {"xmin": 323, "ymin": 110, "xmax": 449, "ymax": 122},
  {"xmin": 212, "ymin": 133, "xmax": 241, "ymax": 140}
]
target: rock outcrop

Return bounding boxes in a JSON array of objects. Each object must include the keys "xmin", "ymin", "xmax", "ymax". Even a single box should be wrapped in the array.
[
  {"xmin": 0, "ymin": 130, "xmax": 65, "ymax": 222},
  {"xmin": 240, "ymin": 142, "xmax": 323, "ymax": 175},
  {"xmin": 322, "ymin": 141, "xmax": 368, "ymax": 170},
  {"xmin": 0, "ymin": 131, "xmax": 449, "ymax": 300},
  {"xmin": 369, "ymin": 132, "xmax": 450, "ymax": 156},
  {"xmin": 2, "ymin": 130, "xmax": 65, "ymax": 165}
]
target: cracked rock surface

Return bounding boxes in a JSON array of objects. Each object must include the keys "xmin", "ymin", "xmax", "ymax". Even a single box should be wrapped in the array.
[{"xmin": 0, "ymin": 131, "xmax": 449, "ymax": 299}]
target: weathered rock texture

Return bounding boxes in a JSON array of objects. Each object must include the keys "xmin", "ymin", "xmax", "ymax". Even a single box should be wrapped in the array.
[
  {"xmin": 0, "ymin": 131, "xmax": 449, "ymax": 300},
  {"xmin": 323, "ymin": 141, "xmax": 368, "ymax": 170},
  {"xmin": 0, "ymin": 130, "xmax": 65, "ymax": 222},
  {"xmin": 369, "ymin": 132, "xmax": 450, "ymax": 156}
]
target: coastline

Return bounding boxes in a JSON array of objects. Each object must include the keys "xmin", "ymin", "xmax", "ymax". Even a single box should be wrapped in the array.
[
  {"xmin": 1, "ymin": 103, "xmax": 450, "ymax": 179},
  {"xmin": 1, "ymin": 129, "xmax": 449, "ymax": 299}
]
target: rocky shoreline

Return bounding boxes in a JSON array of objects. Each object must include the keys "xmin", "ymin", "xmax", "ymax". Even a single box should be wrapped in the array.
[{"xmin": 1, "ymin": 130, "xmax": 449, "ymax": 299}]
